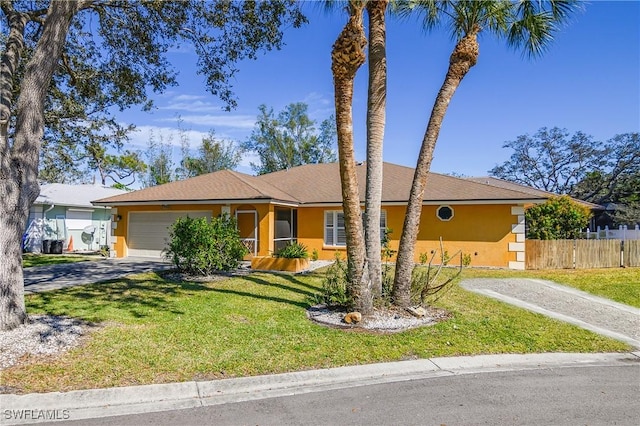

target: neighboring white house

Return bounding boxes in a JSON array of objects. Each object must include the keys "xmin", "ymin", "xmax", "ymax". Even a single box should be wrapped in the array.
[{"xmin": 25, "ymin": 183, "xmax": 127, "ymax": 253}]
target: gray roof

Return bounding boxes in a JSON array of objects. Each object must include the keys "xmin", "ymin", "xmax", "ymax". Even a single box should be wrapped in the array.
[{"xmin": 36, "ymin": 183, "xmax": 127, "ymax": 209}]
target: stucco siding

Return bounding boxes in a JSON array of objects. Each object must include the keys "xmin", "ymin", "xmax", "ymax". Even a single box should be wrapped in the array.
[
  {"xmin": 113, "ymin": 202, "xmax": 522, "ymax": 268},
  {"xmin": 296, "ymin": 204, "xmax": 518, "ymax": 268}
]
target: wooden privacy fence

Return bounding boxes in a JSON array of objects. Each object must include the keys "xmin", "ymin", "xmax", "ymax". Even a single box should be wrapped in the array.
[{"xmin": 526, "ymin": 239, "xmax": 640, "ymax": 269}]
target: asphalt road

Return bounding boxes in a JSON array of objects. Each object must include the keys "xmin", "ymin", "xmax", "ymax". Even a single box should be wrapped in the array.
[
  {"xmin": 23, "ymin": 257, "xmax": 171, "ymax": 293},
  {"xmin": 35, "ymin": 364, "xmax": 640, "ymax": 426}
]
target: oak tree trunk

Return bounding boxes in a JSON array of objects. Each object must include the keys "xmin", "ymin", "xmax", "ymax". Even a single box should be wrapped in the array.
[{"xmin": 0, "ymin": 1, "xmax": 79, "ymax": 330}]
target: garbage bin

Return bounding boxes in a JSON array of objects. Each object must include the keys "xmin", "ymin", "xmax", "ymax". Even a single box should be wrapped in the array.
[
  {"xmin": 50, "ymin": 240, "xmax": 63, "ymax": 254},
  {"xmin": 42, "ymin": 239, "xmax": 52, "ymax": 254}
]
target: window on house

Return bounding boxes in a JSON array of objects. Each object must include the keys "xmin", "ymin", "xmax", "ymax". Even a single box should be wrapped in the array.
[
  {"xmin": 436, "ymin": 205, "xmax": 454, "ymax": 221},
  {"xmin": 324, "ymin": 210, "xmax": 387, "ymax": 246},
  {"xmin": 274, "ymin": 207, "xmax": 297, "ymax": 252}
]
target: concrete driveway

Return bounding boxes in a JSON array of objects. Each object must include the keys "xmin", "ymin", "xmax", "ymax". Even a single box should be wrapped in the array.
[
  {"xmin": 461, "ymin": 278, "xmax": 640, "ymax": 348},
  {"xmin": 23, "ymin": 257, "xmax": 171, "ymax": 294}
]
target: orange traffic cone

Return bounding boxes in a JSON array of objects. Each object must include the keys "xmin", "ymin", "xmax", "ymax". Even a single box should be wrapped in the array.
[{"xmin": 67, "ymin": 235, "xmax": 74, "ymax": 252}]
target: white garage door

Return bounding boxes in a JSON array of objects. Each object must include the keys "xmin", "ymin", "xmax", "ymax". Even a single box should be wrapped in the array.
[{"xmin": 128, "ymin": 211, "xmax": 211, "ymax": 258}]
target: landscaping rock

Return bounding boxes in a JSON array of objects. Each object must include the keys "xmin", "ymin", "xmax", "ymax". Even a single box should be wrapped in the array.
[
  {"xmin": 406, "ymin": 306, "xmax": 427, "ymax": 318},
  {"xmin": 343, "ymin": 312, "xmax": 362, "ymax": 324}
]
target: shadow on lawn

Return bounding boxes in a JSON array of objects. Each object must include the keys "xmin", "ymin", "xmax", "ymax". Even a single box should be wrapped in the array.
[
  {"xmin": 207, "ymin": 287, "xmax": 310, "ymax": 309},
  {"xmin": 26, "ymin": 274, "xmax": 207, "ymax": 321},
  {"xmin": 243, "ymin": 274, "xmax": 319, "ymax": 299},
  {"xmin": 26, "ymin": 271, "xmax": 320, "ymax": 321}
]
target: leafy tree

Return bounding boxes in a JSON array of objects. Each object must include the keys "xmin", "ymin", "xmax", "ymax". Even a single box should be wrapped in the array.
[
  {"xmin": 391, "ymin": 1, "xmax": 581, "ymax": 308},
  {"xmin": 40, "ymin": 73, "xmax": 144, "ymax": 186},
  {"xmin": 571, "ymin": 132, "xmax": 639, "ymax": 226},
  {"xmin": 489, "ymin": 127, "xmax": 600, "ymax": 194},
  {"xmin": 177, "ymin": 131, "xmax": 241, "ymax": 178},
  {"xmin": 0, "ymin": 0, "xmax": 306, "ymax": 330},
  {"xmin": 491, "ymin": 130, "xmax": 639, "ymax": 226},
  {"xmin": 525, "ymin": 196, "xmax": 591, "ymax": 239},
  {"xmin": 85, "ymin": 143, "xmax": 146, "ymax": 188},
  {"xmin": 143, "ymin": 132, "xmax": 175, "ymax": 188},
  {"xmin": 242, "ymin": 102, "xmax": 337, "ymax": 175}
]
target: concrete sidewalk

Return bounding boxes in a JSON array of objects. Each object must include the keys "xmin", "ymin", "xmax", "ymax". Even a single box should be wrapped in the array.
[{"xmin": 1, "ymin": 352, "xmax": 638, "ymax": 425}]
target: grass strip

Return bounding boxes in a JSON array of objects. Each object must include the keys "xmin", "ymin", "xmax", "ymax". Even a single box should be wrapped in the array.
[{"xmin": 22, "ymin": 254, "xmax": 101, "ymax": 268}]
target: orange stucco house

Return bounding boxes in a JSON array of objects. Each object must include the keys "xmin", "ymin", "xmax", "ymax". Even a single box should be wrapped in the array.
[{"xmin": 93, "ymin": 162, "xmax": 554, "ymax": 269}]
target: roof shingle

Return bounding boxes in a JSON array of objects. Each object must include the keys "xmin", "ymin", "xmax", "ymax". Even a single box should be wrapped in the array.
[{"xmin": 93, "ymin": 162, "xmax": 550, "ymax": 205}]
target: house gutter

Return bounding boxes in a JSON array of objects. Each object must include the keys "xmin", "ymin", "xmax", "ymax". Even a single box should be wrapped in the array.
[{"xmin": 91, "ymin": 198, "xmax": 298, "ymax": 207}]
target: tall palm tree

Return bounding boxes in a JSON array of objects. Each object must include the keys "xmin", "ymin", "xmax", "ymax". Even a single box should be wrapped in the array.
[
  {"xmin": 331, "ymin": 0, "xmax": 373, "ymax": 314},
  {"xmin": 391, "ymin": 0, "xmax": 580, "ymax": 307},
  {"xmin": 364, "ymin": 0, "xmax": 388, "ymax": 297}
]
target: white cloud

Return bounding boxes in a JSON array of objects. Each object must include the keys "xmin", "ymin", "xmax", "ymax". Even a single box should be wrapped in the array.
[
  {"xmin": 160, "ymin": 101, "xmax": 223, "ymax": 113},
  {"xmin": 166, "ymin": 114, "xmax": 257, "ymax": 129},
  {"xmin": 126, "ymin": 125, "xmax": 209, "ymax": 149},
  {"xmin": 157, "ymin": 93, "xmax": 224, "ymax": 114},
  {"xmin": 303, "ymin": 91, "xmax": 331, "ymax": 107},
  {"xmin": 238, "ymin": 151, "xmax": 260, "ymax": 169},
  {"xmin": 126, "ymin": 124, "xmax": 246, "ymax": 152},
  {"xmin": 172, "ymin": 94, "xmax": 206, "ymax": 102},
  {"xmin": 303, "ymin": 91, "xmax": 334, "ymax": 119}
]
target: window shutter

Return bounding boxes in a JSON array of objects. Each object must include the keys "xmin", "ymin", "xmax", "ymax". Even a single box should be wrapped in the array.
[{"xmin": 325, "ymin": 211, "xmax": 334, "ymax": 246}]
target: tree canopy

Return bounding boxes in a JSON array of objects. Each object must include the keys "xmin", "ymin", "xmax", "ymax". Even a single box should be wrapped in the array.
[
  {"xmin": 491, "ymin": 128, "xmax": 639, "ymax": 225},
  {"xmin": 143, "ymin": 132, "xmax": 175, "ymax": 188},
  {"xmin": 489, "ymin": 127, "xmax": 600, "ymax": 194},
  {"xmin": 0, "ymin": 0, "xmax": 306, "ymax": 330},
  {"xmin": 177, "ymin": 131, "xmax": 242, "ymax": 179},
  {"xmin": 3, "ymin": 0, "xmax": 306, "ymax": 186},
  {"xmin": 242, "ymin": 102, "xmax": 337, "ymax": 175}
]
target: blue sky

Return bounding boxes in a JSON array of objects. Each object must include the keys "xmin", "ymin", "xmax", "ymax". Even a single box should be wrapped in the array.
[{"xmin": 118, "ymin": 0, "xmax": 640, "ymax": 178}]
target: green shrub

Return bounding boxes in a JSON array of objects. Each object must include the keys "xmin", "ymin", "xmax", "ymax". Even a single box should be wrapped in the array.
[
  {"xmin": 164, "ymin": 214, "xmax": 248, "ymax": 274},
  {"xmin": 311, "ymin": 248, "xmax": 319, "ymax": 261},
  {"xmin": 309, "ymin": 254, "xmax": 350, "ymax": 307},
  {"xmin": 275, "ymin": 242, "xmax": 308, "ymax": 259},
  {"xmin": 526, "ymin": 195, "xmax": 592, "ymax": 239}
]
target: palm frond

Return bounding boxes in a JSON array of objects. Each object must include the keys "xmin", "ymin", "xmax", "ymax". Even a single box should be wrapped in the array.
[
  {"xmin": 390, "ymin": 0, "xmax": 444, "ymax": 31},
  {"xmin": 508, "ymin": 1, "xmax": 582, "ymax": 58}
]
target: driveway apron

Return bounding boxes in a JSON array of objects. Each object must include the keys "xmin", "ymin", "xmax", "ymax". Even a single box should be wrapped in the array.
[
  {"xmin": 461, "ymin": 278, "xmax": 640, "ymax": 348},
  {"xmin": 23, "ymin": 258, "xmax": 171, "ymax": 294}
]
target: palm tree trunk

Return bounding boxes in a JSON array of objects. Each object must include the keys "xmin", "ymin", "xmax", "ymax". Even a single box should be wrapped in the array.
[
  {"xmin": 0, "ymin": 1, "xmax": 79, "ymax": 330},
  {"xmin": 331, "ymin": 2, "xmax": 372, "ymax": 315},
  {"xmin": 365, "ymin": 0, "xmax": 388, "ymax": 298},
  {"xmin": 392, "ymin": 28, "xmax": 479, "ymax": 308}
]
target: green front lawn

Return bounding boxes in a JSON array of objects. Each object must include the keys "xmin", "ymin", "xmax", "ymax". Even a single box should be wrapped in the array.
[
  {"xmin": 22, "ymin": 253, "xmax": 101, "ymax": 268},
  {"xmin": 2, "ymin": 268, "xmax": 631, "ymax": 394}
]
